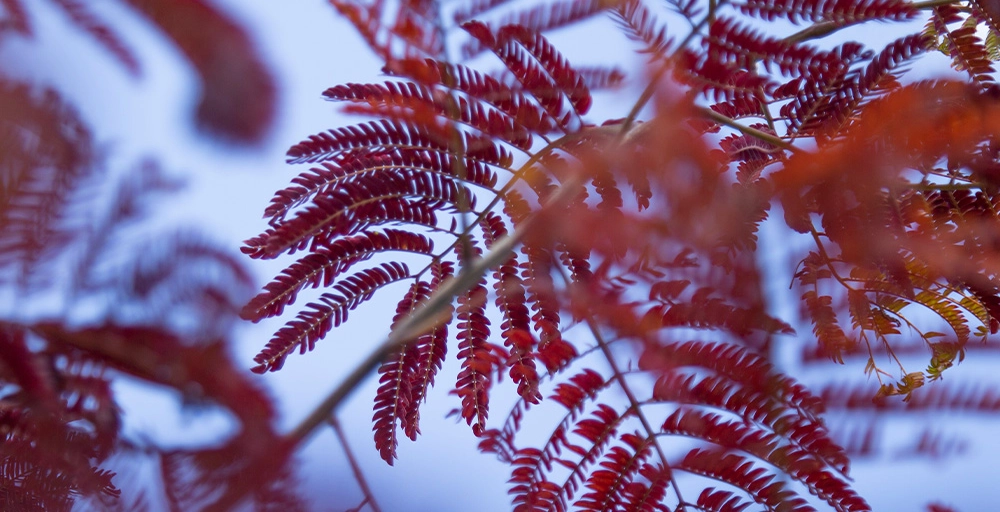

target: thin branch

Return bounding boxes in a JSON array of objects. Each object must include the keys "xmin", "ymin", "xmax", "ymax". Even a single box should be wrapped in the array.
[
  {"xmin": 286, "ymin": 171, "xmax": 587, "ymax": 447},
  {"xmin": 555, "ymin": 266, "xmax": 689, "ymax": 511},
  {"xmin": 785, "ymin": 0, "xmax": 961, "ymax": 44},
  {"xmin": 620, "ymin": 0, "xmax": 731, "ymax": 136},
  {"xmin": 330, "ymin": 416, "xmax": 383, "ymax": 512},
  {"xmin": 698, "ymin": 106, "xmax": 804, "ymax": 153},
  {"xmin": 412, "ymin": 124, "xmax": 622, "ymax": 281},
  {"xmin": 906, "ymin": 182, "xmax": 984, "ymax": 191}
]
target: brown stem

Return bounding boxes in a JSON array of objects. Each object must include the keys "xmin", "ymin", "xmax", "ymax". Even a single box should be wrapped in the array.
[
  {"xmin": 785, "ymin": 0, "xmax": 960, "ymax": 44},
  {"xmin": 555, "ymin": 266, "xmax": 689, "ymax": 510},
  {"xmin": 331, "ymin": 416, "xmax": 383, "ymax": 512},
  {"xmin": 285, "ymin": 172, "xmax": 588, "ymax": 447},
  {"xmin": 698, "ymin": 107, "xmax": 804, "ymax": 153}
]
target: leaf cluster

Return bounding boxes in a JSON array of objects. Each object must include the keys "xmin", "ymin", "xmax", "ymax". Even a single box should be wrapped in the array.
[{"xmin": 244, "ymin": 0, "xmax": 1000, "ymax": 510}]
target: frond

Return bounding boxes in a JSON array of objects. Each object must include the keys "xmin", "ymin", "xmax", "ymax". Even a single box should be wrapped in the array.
[
  {"xmin": 707, "ymin": 17, "xmax": 841, "ymax": 79},
  {"xmin": 541, "ymin": 403, "xmax": 624, "ymax": 509},
  {"xmin": 854, "ymin": 34, "xmax": 931, "ymax": 104},
  {"xmin": 820, "ymin": 380, "xmax": 1000, "ymax": 412},
  {"xmin": 611, "ymin": 0, "xmax": 674, "ymax": 58},
  {"xmin": 677, "ymin": 449, "xmax": 814, "ymax": 512},
  {"xmin": 662, "ymin": 409, "xmax": 864, "ymax": 510},
  {"xmin": 254, "ymin": 170, "xmax": 473, "ymax": 258},
  {"xmin": 647, "ymin": 285, "xmax": 793, "ymax": 337},
  {"xmin": 802, "ymin": 290, "xmax": 853, "ymax": 363},
  {"xmin": 49, "ymin": 0, "xmax": 139, "ymax": 74},
  {"xmin": 373, "ymin": 281, "xmax": 432, "ymax": 464},
  {"xmin": 241, "ymin": 230, "xmax": 434, "ymax": 322},
  {"xmin": 462, "ymin": 21, "xmax": 592, "ymax": 130},
  {"xmin": 482, "ymin": 369, "xmax": 612, "ymax": 509},
  {"xmin": 931, "ymin": 12, "xmax": 996, "ymax": 86},
  {"xmin": 523, "ymin": 238, "xmax": 574, "ymax": 372},
  {"xmin": 622, "ymin": 464, "xmax": 671, "ymax": 512},
  {"xmin": 503, "ymin": 190, "xmax": 576, "ymax": 372},
  {"xmin": 252, "ymin": 262, "xmax": 411, "ymax": 373},
  {"xmin": 0, "ymin": 0, "xmax": 29, "ymax": 34},
  {"xmin": 459, "ymin": 0, "xmax": 610, "ymax": 59},
  {"xmin": 573, "ymin": 432, "xmax": 653, "ymax": 511},
  {"xmin": 482, "ymin": 212, "xmax": 541, "ymax": 403},
  {"xmin": 677, "ymin": 48, "xmax": 775, "ymax": 102},
  {"xmin": 0, "ymin": 83, "xmax": 96, "ymax": 291},
  {"xmin": 454, "ymin": 239, "xmax": 503, "ymax": 437},
  {"xmin": 328, "ymin": 80, "xmax": 539, "ymax": 151},
  {"xmin": 158, "ymin": 443, "xmax": 304, "ymax": 512},
  {"xmin": 330, "ymin": 0, "xmax": 443, "ymax": 60},
  {"xmin": 788, "ymin": 34, "xmax": 929, "ymax": 135},
  {"xmin": 286, "ymin": 119, "xmax": 513, "ymax": 167},
  {"xmin": 913, "ymin": 289, "xmax": 971, "ymax": 344},
  {"xmin": 404, "ymin": 261, "xmax": 454, "ymax": 438},
  {"xmin": 737, "ymin": 0, "xmax": 917, "ymax": 25},
  {"xmin": 709, "ymin": 97, "xmax": 768, "ymax": 125},
  {"xmin": 124, "ymin": 0, "xmax": 276, "ymax": 142},
  {"xmin": 264, "ymin": 147, "xmax": 502, "ymax": 224},
  {"xmin": 575, "ymin": 66, "xmax": 627, "ymax": 91},
  {"xmin": 383, "ymin": 57, "xmax": 562, "ymax": 138},
  {"xmin": 696, "ymin": 488, "xmax": 756, "ymax": 512},
  {"xmin": 641, "ymin": 341, "xmax": 827, "ymax": 425}
]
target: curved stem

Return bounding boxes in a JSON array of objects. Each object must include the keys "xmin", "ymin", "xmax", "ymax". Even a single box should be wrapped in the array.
[
  {"xmin": 784, "ymin": 0, "xmax": 960, "ymax": 44},
  {"xmin": 698, "ymin": 107, "xmax": 804, "ymax": 153},
  {"xmin": 554, "ymin": 266, "xmax": 689, "ymax": 510},
  {"xmin": 331, "ymin": 416, "xmax": 383, "ymax": 512},
  {"xmin": 285, "ymin": 171, "xmax": 587, "ymax": 447}
]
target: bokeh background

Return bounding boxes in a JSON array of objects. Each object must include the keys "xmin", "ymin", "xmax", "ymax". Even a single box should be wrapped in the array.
[{"xmin": 7, "ymin": 0, "xmax": 999, "ymax": 510}]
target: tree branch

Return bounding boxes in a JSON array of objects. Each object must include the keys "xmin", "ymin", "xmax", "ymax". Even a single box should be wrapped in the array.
[{"xmin": 331, "ymin": 416, "xmax": 382, "ymax": 512}]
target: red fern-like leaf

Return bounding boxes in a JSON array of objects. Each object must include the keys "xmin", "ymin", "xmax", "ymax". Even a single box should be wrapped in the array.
[
  {"xmin": 122, "ymin": 0, "xmax": 276, "ymax": 142},
  {"xmin": 403, "ymin": 261, "xmax": 454, "ymax": 439},
  {"xmin": 259, "ymin": 171, "xmax": 473, "ymax": 258},
  {"xmin": 677, "ymin": 48, "xmax": 775, "ymax": 103},
  {"xmin": 504, "ymin": 190, "xmax": 577, "ymax": 372},
  {"xmin": 677, "ymin": 449, "xmax": 816, "ymax": 512},
  {"xmin": 287, "ymin": 119, "xmax": 513, "ymax": 167},
  {"xmin": 50, "ymin": 0, "xmax": 140, "ymax": 74},
  {"xmin": 612, "ymin": 0, "xmax": 673, "ymax": 58},
  {"xmin": 373, "ymin": 281, "xmax": 431, "ymax": 464},
  {"xmin": 574, "ymin": 432, "xmax": 654, "ymax": 511},
  {"xmin": 252, "ymin": 262, "xmax": 410, "ymax": 373},
  {"xmin": 738, "ymin": 0, "xmax": 917, "ymax": 25},
  {"xmin": 932, "ymin": 11, "xmax": 996, "ymax": 86},
  {"xmin": 384, "ymin": 57, "xmax": 563, "ymax": 139},
  {"xmin": 326, "ymin": 80, "xmax": 541, "ymax": 151},
  {"xmin": 697, "ymin": 488, "xmax": 756, "ymax": 512},
  {"xmin": 641, "ymin": 341, "xmax": 827, "ymax": 423},
  {"xmin": 329, "ymin": 0, "xmax": 443, "ymax": 60},
  {"xmin": 661, "ymin": 409, "xmax": 861, "ymax": 510},
  {"xmin": 265, "ymin": 147, "xmax": 502, "ymax": 224},
  {"xmin": 454, "ymin": 240, "xmax": 504, "ymax": 436},
  {"xmin": 463, "ymin": 21, "xmax": 592, "ymax": 130},
  {"xmin": 492, "ymin": 370, "xmax": 613, "ymax": 510},
  {"xmin": 0, "ymin": 0, "xmax": 29, "ymax": 34},
  {"xmin": 482, "ymin": 212, "xmax": 541, "ymax": 403},
  {"xmin": 803, "ymin": 290, "xmax": 854, "ymax": 363},
  {"xmin": 241, "ymin": 230, "xmax": 433, "ymax": 322},
  {"xmin": 622, "ymin": 463, "xmax": 671, "ymax": 512},
  {"xmin": 459, "ymin": 0, "xmax": 610, "ymax": 59}
]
